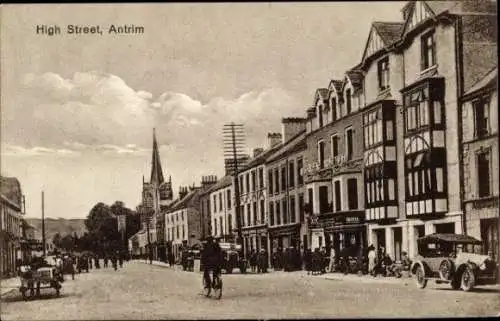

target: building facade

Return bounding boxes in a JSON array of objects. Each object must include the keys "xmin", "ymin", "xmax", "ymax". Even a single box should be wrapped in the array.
[
  {"xmin": 238, "ymin": 139, "xmax": 281, "ymax": 258},
  {"xmin": 461, "ymin": 68, "xmax": 499, "ymax": 266},
  {"xmin": 1, "ymin": 176, "xmax": 25, "ymax": 278},
  {"xmin": 208, "ymin": 176, "xmax": 235, "ymax": 242},
  {"xmin": 266, "ymin": 119, "xmax": 307, "ymax": 254}
]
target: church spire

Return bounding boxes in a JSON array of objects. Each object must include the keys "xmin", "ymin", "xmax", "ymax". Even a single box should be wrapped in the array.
[{"xmin": 150, "ymin": 128, "xmax": 165, "ymax": 186}]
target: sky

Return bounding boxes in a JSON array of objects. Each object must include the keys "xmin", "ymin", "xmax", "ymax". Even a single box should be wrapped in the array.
[{"xmin": 1, "ymin": 2, "xmax": 405, "ymax": 219}]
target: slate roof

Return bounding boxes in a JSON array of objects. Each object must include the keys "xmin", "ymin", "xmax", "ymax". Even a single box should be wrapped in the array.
[
  {"xmin": 203, "ymin": 175, "xmax": 233, "ymax": 194},
  {"xmin": 316, "ymin": 88, "xmax": 329, "ymax": 100},
  {"xmin": 464, "ymin": 67, "xmax": 498, "ymax": 96},
  {"xmin": 329, "ymin": 80, "xmax": 343, "ymax": 93},
  {"xmin": 169, "ymin": 188, "xmax": 201, "ymax": 211},
  {"xmin": 239, "ymin": 144, "xmax": 283, "ymax": 172},
  {"xmin": 373, "ymin": 21, "xmax": 405, "ymax": 46},
  {"xmin": 345, "ymin": 69, "xmax": 364, "ymax": 89},
  {"xmin": 266, "ymin": 131, "xmax": 307, "ymax": 164}
]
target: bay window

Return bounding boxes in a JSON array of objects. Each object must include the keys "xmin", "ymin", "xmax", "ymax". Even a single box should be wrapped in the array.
[{"xmin": 405, "ymin": 87, "xmax": 430, "ymax": 132}]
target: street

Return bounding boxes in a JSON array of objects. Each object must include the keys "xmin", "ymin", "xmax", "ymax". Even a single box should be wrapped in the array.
[{"xmin": 1, "ymin": 262, "xmax": 499, "ymax": 319}]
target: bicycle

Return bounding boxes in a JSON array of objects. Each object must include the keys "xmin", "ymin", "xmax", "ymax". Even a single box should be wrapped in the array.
[{"xmin": 202, "ymin": 269, "xmax": 223, "ymax": 299}]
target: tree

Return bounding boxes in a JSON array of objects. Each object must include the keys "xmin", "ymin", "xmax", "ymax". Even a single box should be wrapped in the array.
[
  {"xmin": 59, "ymin": 234, "xmax": 75, "ymax": 252},
  {"xmin": 52, "ymin": 233, "xmax": 62, "ymax": 249}
]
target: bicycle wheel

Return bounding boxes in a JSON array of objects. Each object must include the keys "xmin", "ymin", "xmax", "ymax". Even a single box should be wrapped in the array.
[
  {"xmin": 212, "ymin": 276, "xmax": 222, "ymax": 300},
  {"xmin": 202, "ymin": 276, "xmax": 211, "ymax": 297}
]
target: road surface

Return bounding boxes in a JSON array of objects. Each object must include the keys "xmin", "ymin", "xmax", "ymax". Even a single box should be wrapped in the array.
[{"xmin": 1, "ymin": 261, "xmax": 499, "ymax": 319}]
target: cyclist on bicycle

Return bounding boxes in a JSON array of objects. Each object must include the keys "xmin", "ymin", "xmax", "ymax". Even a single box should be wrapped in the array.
[{"xmin": 201, "ymin": 236, "xmax": 223, "ymax": 288}]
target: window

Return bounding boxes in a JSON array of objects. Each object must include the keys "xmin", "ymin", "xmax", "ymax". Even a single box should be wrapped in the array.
[
  {"xmin": 473, "ymin": 96, "xmax": 490, "ymax": 138},
  {"xmin": 276, "ymin": 201, "xmax": 281, "ymax": 225},
  {"xmin": 346, "ymin": 89, "xmax": 352, "ymax": 114},
  {"xmin": 308, "ymin": 188, "xmax": 314, "ymax": 214},
  {"xmin": 259, "ymin": 168, "xmax": 264, "ymax": 189},
  {"xmin": 345, "ymin": 128, "xmax": 353, "ymax": 161},
  {"xmin": 334, "ymin": 181, "xmax": 341, "ymax": 211},
  {"xmin": 282, "ymin": 199, "xmax": 288, "ymax": 224},
  {"xmin": 289, "ymin": 161, "xmax": 295, "ymax": 188},
  {"xmin": 260, "ymin": 199, "xmax": 265, "ymax": 224},
  {"xmin": 246, "ymin": 204, "xmax": 251, "ymax": 227},
  {"xmin": 227, "ymin": 189, "xmax": 231, "ymax": 209},
  {"xmin": 253, "ymin": 202, "xmax": 257, "ymax": 225},
  {"xmin": 378, "ymin": 57, "xmax": 390, "ymax": 91},
  {"xmin": 269, "ymin": 202, "xmax": 275, "ymax": 226},
  {"xmin": 331, "ymin": 98, "xmax": 337, "ymax": 121},
  {"xmin": 421, "ymin": 30, "xmax": 436, "ymax": 70},
  {"xmin": 268, "ymin": 170, "xmax": 273, "ymax": 194},
  {"xmin": 219, "ymin": 193, "xmax": 223, "ymax": 212},
  {"xmin": 274, "ymin": 169, "xmax": 279, "ymax": 193},
  {"xmin": 319, "ymin": 186, "xmax": 330, "ymax": 213},
  {"xmin": 213, "ymin": 195, "xmax": 217, "ymax": 213},
  {"xmin": 318, "ymin": 140, "xmax": 326, "ymax": 168},
  {"xmin": 363, "ymin": 110, "xmax": 384, "ymax": 148},
  {"xmin": 281, "ymin": 166, "xmax": 287, "ymax": 192},
  {"xmin": 246, "ymin": 173, "xmax": 250, "ymax": 193},
  {"xmin": 213, "ymin": 219, "xmax": 217, "ymax": 236},
  {"xmin": 331, "ymin": 135, "xmax": 339, "ymax": 160},
  {"xmin": 297, "ymin": 158, "xmax": 304, "ymax": 185},
  {"xmin": 251, "ymin": 170, "xmax": 256, "ymax": 192},
  {"xmin": 299, "ymin": 193, "xmax": 305, "ymax": 222},
  {"xmin": 182, "ymin": 225, "xmax": 185, "ymax": 239},
  {"xmin": 347, "ymin": 178, "xmax": 358, "ymax": 210},
  {"xmin": 477, "ymin": 151, "xmax": 491, "ymax": 197},
  {"xmin": 219, "ymin": 217, "xmax": 223, "ymax": 235},
  {"xmin": 405, "ymin": 87, "xmax": 429, "ymax": 132},
  {"xmin": 228, "ymin": 214, "xmax": 232, "ymax": 232},
  {"xmin": 318, "ymin": 104, "xmax": 324, "ymax": 127},
  {"xmin": 290, "ymin": 196, "xmax": 296, "ymax": 223},
  {"xmin": 239, "ymin": 175, "xmax": 244, "ymax": 194}
]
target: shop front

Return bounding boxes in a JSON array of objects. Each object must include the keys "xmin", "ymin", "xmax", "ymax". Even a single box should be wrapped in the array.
[
  {"xmin": 320, "ymin": 211, "xmax": 366, "ymax": 257},
  {"xmin": 268, "ymin": 223, "xmax": 301, "ymax": 252},
  {"xmin": 242, "ymin": 226, "xmax": 268, "ymax": 259}
]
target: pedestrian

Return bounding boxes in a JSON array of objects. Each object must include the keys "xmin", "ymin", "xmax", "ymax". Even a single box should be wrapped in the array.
[
  {"xmin": 328, "ymin": 247, "xmax": 336, "ymax": 273},
  {"xmin": 111, "ymin": 255, "xmax": 118, "ymax": 271},
  {"xmin": 304, "ymin": 249, "xmax": 312, "ymax": 275},
  {"xmin": 320, "ymin": 247, "xmax": 327, "ymax": 274},
  {"xmin": 119, "ymin": 254, "xmax": 124, "ymax": 268},
  {"xmin": 94, "ymin": 256, "xmax": 100, "ymax": 269},
  {"xmin": 368, "ymin": 245, "xmax": 376, "ymax": 276},
  {"xmin": 249, "ymin": 250, "xmax": 257, "ymax": 273},
  {"xmin": 104, "ymin": 255, "xmax": 109, "ymax": 268}
]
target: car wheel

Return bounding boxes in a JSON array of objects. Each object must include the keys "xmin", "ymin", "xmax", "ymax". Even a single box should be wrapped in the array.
[
  {"xmin": 460, "ymin": 266, "xmax": 475, "ymax": 292},
  {"xmin": 415, "ymin": 265, "xmax": 427, "ymax": 289},
  {"xmin": 438, "ymin": 259, "xmax": 454, "ymax": 280}
]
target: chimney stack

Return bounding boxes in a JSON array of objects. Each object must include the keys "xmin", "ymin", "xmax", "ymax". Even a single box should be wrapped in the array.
[
  {"xmin": 266, "ymin": 133, "xmax": 282, "ymax": 149},
  {"xmin": 253, "ymin": 148, "xmax": 264, "ymax": 158},
  {"xmin": 179, "ymin": 186, "xmax": 189, "ymax": 199},
  {"xmin": 201, "ymin": 175, "xmax": 218, "ymax": 187},
  {"xmin": 281, "ymin": 117, "xmax": 306, "ymax": 143}
]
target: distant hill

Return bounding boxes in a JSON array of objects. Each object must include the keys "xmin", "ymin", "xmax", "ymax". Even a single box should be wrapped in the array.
[{"xmin": 25, "ymin": 218, "xmax": 87, "ymax": 241}]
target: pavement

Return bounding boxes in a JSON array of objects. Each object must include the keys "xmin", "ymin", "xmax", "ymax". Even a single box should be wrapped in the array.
[
  {"xmin": 0, "ymin": 278, "xmax": 20, "ymax": 298},
  {"xmin": 1, "ymin": 260, "xmax": 499, "ymax": 319}
]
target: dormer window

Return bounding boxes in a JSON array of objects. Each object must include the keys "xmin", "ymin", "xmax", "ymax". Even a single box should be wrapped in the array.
[
  {"xmin": 378, "ymin": 57, "xmax": 390, "ymax": 91},
  {"xmin": 331, "ymin": 97, "xmax": 337, "ymax": 121},
  {"xmin": 346, "ymin": 88, "xmax": 352, "ymax": 114}
]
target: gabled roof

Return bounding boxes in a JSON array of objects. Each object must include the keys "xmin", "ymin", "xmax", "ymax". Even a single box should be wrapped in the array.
[
  {"xmin": 464, "ymin": 67, "xmax": 498, "ymax": 97},
  {"xmin": 373, "ymin": 21, "xmax": 405, "ymax": 47},
  {"xmin": 266, "ymin": 131, "xmax": 307, "ymax": 164},
  {"xmin": 315, "ymin": 88, "xmax": 329, "ymax": 102},
  {"xmin": 344, "ymin": 69, "xmax": 364, "ymax": 92},
  {"xmin": 239, "ymin": 144, "xmax": 283, "ymax": 173},
  {"xmin": 328, "ymin": 80, "xmax": 343, "ymax": 94}
]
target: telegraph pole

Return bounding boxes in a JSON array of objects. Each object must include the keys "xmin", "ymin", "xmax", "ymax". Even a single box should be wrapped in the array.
[
  {"xmin": 223, "ymin": 123, "xmax": 245, "ymax": 251},
  {"xmin": 42, "ymin": 191, "xmax": 46, "ymax": 257}
]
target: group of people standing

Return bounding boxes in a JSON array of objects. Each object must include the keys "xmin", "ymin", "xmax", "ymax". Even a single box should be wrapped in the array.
[{"xmin": 247, "ymin": 249, "xmax": 269, "ymax": 273}]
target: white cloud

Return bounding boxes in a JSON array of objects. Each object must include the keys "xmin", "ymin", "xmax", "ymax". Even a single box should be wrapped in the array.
[{"xmin": 2, "ymin": 144, "xmax": 80, "ymax": 157}]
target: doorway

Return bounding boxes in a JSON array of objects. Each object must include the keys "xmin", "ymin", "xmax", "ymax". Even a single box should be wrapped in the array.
[
  {"xmin": 374, "ymin": 229, "xmax": 386, "ymax": 250},
  {"xmin": 393, "ymin": 227, "xmax": 402, "ymax": 261}
]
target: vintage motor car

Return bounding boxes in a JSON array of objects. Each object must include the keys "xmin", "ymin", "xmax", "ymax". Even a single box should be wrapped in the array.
[
  {"xmin": 411, "ymin": 233, "xmax": 498, "ymax": 292},
  {"xmin": 19, "ymin": 265, "xmax": 62, "ymax": 300},
  {"xmin": 219, "ymin": 242, "xmax": 247, "ymax": 274},
  {"xmin": 77, "ymin": 254, "xmax": 90, "ymax": 273}
]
